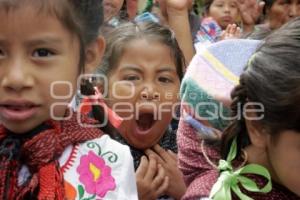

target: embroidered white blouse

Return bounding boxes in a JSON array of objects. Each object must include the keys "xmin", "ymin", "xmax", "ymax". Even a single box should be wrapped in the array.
[{"xmin": 18, "ymin": 135, "xmax": 138, "ymax": 200}]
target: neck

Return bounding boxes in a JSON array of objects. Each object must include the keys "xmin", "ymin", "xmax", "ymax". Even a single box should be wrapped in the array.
[
  {"xmin": 6, "ymin": 123, "xmax": 51, "ymax": 141},
  {"xmin": 245, "ymin": 145, "xmax": 280, "ymax": 184}
]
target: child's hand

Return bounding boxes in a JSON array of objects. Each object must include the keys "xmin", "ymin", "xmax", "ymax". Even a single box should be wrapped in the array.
[
  {"xmin": 156, "ymin": 0, "xmax": 190, "ymax": 16},
  {"xmin": 237, "ymin": 0, "xmax": 265, "ymax": 33},
  {"xmin": 145, "ymin": 145, "xmax": 186, "ymax": 199},
  {"xmin": 220, "ymin": 24, "xmax": 241, "ymax": 40},
  {"xmin": 136, "ymin": 155, "xmax": 169, "ymax": 200}
]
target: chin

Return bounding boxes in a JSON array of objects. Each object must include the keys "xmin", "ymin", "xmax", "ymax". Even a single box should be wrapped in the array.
[{"xmin": 3, "ymin": 124, "xmax": 32, "ymax": 134}]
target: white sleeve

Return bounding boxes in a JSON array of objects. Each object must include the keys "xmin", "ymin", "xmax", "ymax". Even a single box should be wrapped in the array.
[{"xmin": 96, "ymin": 135, "xmax": 138, "ymax": 200}]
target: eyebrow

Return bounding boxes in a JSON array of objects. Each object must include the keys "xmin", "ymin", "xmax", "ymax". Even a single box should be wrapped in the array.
[
  {"xmin": 119, "ymin": 65, "xmax": 143, "ymax": 73},
  {"xmin": 120, "ymin": 65, "xmax": 177, "ymax": 73},
  {"xmin": 156, "ymin": 67, "xmax": 177, "ymax": 73},
  {"xmin": 24, "ymin": 37, "xmax": 64, "ymax": 47},
  {"xmin": 0, "ymin": 37, "xmax": 64, "ymax": 48}
]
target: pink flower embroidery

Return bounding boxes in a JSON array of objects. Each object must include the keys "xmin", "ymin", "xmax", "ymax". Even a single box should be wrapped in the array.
[{"xmin": 77, "ymin": 151, "xmax": 116, "ymax": 197}]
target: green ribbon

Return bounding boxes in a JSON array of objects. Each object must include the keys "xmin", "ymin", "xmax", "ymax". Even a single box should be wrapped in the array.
[{"xmin": 209, "ymin": 139, "xmax": 272, "ymax": 200}]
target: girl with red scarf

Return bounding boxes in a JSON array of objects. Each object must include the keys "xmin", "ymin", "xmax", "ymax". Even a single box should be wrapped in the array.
[{"xmin": 0, "ymin": 0, "xmax": 137, "ymax": 199}]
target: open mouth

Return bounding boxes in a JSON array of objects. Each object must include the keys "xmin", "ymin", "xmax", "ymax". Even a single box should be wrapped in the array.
[{"xmin": 136, "ymin": 113, "xmax": 155, "ymax": 132}]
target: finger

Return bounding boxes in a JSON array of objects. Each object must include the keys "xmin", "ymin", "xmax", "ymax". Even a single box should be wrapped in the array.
[
  {"xmin": 153, "ymin": 145, "xmax": 173, "ymax": 163},
  {"xmin": 152, "ymin": 164, "xmax": 166, "ymax": 189},
  {"xmin": 145, "ymin": 149, "xmax": 166, "ymax": 166},
  {"xmin": 155, "ymin": 176, "xmax": 169, "ymax": 196},
  {"xmin": 235, "ymin": 27, "xmax": 241, "ymax": 37},
  {"xmin": 144, "ymin": 155, "xmax": 157, "ymax": 181},
  {"xmin": 136, "ymin": 156, "xmax": 148, "ymax": 178},
  {"xmin": 145, "ymin": 148, "xmax": 157, "ymax": 157},
  {"xmin": 230, "ymin": 24, "xmax": 237, "ymax": 35},
  {"xmin": 225, "ymin": 24, "xmax": 231, "ymax": 34},
  {"xmin": 167, "ymin": 150, "xmax": 178, "ymax": 161},
  {"xmin": 220, "ymin": 30, "xmax": 226, "ymax": 40}
]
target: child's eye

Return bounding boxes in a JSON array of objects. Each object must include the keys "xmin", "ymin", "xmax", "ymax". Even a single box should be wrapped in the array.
[
  {"xmin": 230, "ymin": 3, "xmax": 237, "ymax": 8},
  {"xmin": 0, "ymin": 49, "xmax": 5, "ymax": 58},
  {"xmin": 158, "ymin": 77, "xmax": 173, "ymax": 83},
  {"xmin": 215, "ymin": 3, "xmax": 224, "ymax": 7},
  {"xmin": 124, "ymin": 75, "xmax": 140, "ymax": 81},
  {"xmin": 32, "ymin": 48, "xmax": 54, "ymax": 57}
]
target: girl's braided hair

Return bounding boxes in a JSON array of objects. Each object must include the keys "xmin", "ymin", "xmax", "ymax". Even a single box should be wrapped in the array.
[{"xmin": 221, "ymin": 17, "xmax": 300, "ymax": 159}]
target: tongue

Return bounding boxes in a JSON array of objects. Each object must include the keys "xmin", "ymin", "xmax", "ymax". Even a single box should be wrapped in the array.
[{"xmin": 136, "ymin": 113, "xmax": 154, "ymax": 131}]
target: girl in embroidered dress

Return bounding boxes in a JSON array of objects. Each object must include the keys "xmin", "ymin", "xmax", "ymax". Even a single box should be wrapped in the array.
[
  {"xmin": 90, "ymin": 21, "xmax": 186, "ymax": 200},
  {"xmin": 177, "ymin": 17, "xmax": 300, "ymax": 200},
  {"xmin": 0, "ymin": 0, "xmax": 137, "ymax": 199}
]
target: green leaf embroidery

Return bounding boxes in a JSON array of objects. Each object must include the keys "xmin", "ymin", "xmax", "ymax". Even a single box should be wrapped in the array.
[
  {"xmin": 82, "ymin": 194, "xmax": 96, "ymax": 200},
  {"xmin": 78, "ymin": 185, "xmax": 85, "ymax": 199}
]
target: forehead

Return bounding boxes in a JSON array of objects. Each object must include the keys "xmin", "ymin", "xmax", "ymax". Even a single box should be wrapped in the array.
[
  {"xmin": 0, "ymin": 0, "xmax": 61, "ymax": 12},
  {"xmin": 103, "ymin": 0, "xmax": 124, "ymax": 6},
  {"xmin": 212, "ymin": 0, "xmax": 237, "ymax": 3},
  {"xmin": 0, "ymin": 5, "xmax": 56, "ymax": 30},
  {"xmin": 0, "ymin": 5, "xmax": 77, "ymax": 46},
  {"xmin": 121, "ymin": 39, "xmax": 174, "ymax": 61},
  {"xmin": 0, "ymin": 0, "xmax": 69, "ymax": 26}
]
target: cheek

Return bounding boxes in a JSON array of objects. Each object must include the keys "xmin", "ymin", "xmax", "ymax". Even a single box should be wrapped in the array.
[
  {"xmin": 108, "ymin": 81, "xmax": 137, "ymax": 102},
  {"xmin": 271, "ymin": 6, "xmax": 288, "ymax": 20},
  {"xmin": 50, "ymin": 81, "xmax": 76, "ymax": 99},
  {"xmin": 46, "ymin": 79, "xmax": 76, "ymax": 119},
  {"xmin": 231, "ymin": 8, "xmax": 239, "ymax": 19},
  {"xmin": 208, "ymin": 8, "xmax": 221, "ymax": 20}
]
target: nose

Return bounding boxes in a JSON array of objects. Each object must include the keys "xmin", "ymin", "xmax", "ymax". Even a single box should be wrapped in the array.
[
  {"xmin": 289, "ymin": 3, "xmax": 298, "ymax": 18},
  {"xmin": 140, "ymin": 84, "xmax": 160, "ymax": 101},
  {"xmin": 224, "ymin": 4, "xmax": 230, "ymax": 13},
  {"xmin": 1, "ymin": 58, "xmax": 34, "ymax": 92}
]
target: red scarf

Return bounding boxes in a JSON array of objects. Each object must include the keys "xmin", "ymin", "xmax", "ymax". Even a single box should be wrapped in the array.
[{"xmin": 0, "ymin": 113, "xmax": 103, "ymax": 199}]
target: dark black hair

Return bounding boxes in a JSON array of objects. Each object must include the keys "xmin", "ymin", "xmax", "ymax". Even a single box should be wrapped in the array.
[
  {"xmin": 263, "ymin": 0, "xmax": 275, "ymax": 15},
  {"xmin": 221, "ymin": 17, "xmax": 300, "ymax": 159}
]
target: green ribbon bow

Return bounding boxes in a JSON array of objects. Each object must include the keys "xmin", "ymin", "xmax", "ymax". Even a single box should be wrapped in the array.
[{"xmin": 209, "ymin": 139, "xmax": 272, "ymax": 200}]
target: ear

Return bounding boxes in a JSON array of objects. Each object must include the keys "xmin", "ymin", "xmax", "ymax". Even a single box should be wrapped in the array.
[
  {"xmin": 245, "ymin": 116, "xmax": 268, "ymax": 149},
  {"xmin": 84, "ymin": 36, "xmax": 106, "ymax": 74}
]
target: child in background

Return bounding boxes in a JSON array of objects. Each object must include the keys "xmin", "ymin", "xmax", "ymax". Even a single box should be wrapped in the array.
[
  {"xmin": 203, "ymin": 0, "xmax": 240, "ymax": 30},
  {"xmin": 95, "ymin": 21, "xmax": 186, "ymax": 200},
  {"xmin": 178, "ymin": 18, "xmax": 300, "ymax": 199},
  {"xmin": 195, "ymin": 0, "xmax": 241, "ymax": 45},
  {"xmin": 0, "ymin": 0, "xmax": 137, "ymax": 199}
]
